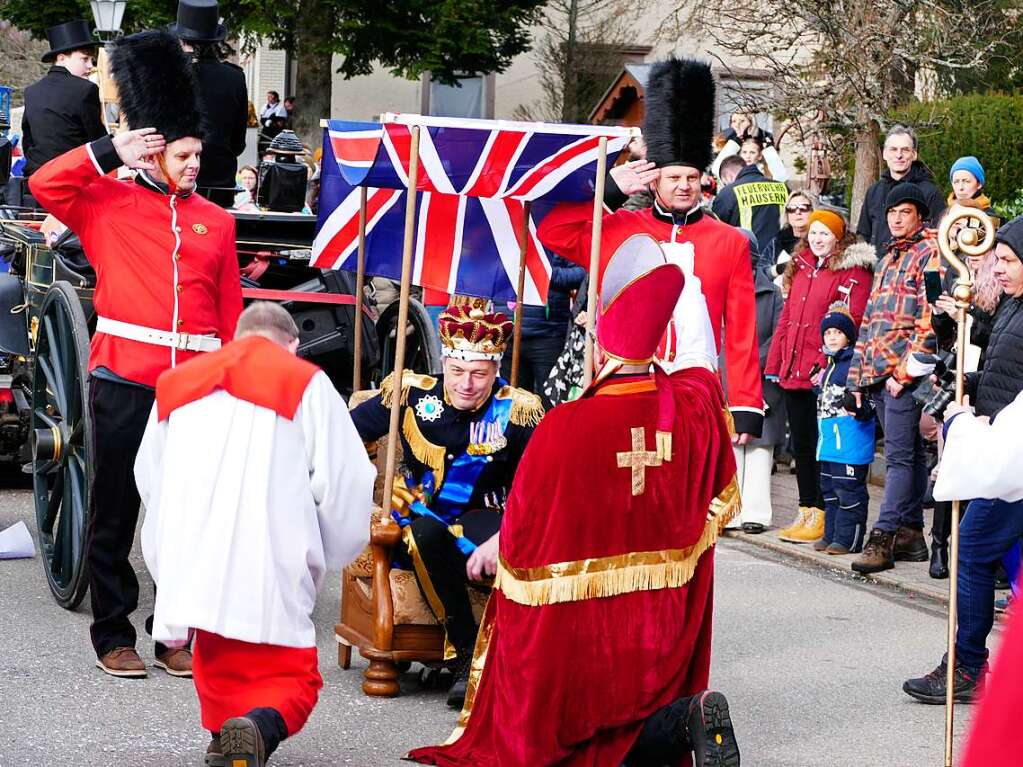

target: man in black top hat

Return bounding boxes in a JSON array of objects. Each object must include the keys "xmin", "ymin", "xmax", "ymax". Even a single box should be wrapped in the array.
[
  {"xmin": 172, "ymin": 0, "xmax": 248, "ymax": 209},
  {"xmin": 22, "ymin": 20, "xmax": 107, "ymax": 178}
]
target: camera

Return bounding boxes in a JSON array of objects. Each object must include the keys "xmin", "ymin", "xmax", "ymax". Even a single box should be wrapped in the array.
[{"xmin": 911, "ymin": 350, "xmax": 956, "ymax": 418}]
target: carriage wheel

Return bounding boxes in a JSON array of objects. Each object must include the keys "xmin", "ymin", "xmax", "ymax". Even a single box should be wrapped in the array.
[
  {"xmin": 31, "ymin": 281, "xmax": 92, "ymax": 610},
  {"xmin": 375, "ymin": 298, "xmax": 443, "ymax": 383}
]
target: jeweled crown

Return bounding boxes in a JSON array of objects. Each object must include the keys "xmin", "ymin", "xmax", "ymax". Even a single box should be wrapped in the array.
[{"xmin": 438, "ymin": 299, "xmax": 512, "ymax": 362}]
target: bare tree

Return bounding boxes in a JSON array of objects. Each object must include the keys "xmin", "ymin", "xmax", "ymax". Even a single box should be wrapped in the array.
[
  {"xmin": 514, "ymin": 0, "xmax": 647, "ymax": 124},
  {"xmin": 0, "ymin": 21, "xmax": 48, "ymax": 108},
  {"xmin": 670, "ymin": 0, "xmax": 1010, "ymax": 220}
]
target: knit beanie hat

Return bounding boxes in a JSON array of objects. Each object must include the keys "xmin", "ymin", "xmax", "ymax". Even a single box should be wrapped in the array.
[
  {"xmin": 949, "ymin": 156, "xmax": 985, "ymax": 187},
  {"xmin": 807, "ymin": 209, "xmax": 846, "ymax": 239},
  {"xmin": 885, "ymin": 182, "xmax": 930, "ymax": 219},
  {"xmin": 820, "ymin": 302, "xmax": 857, "ymax": 343}
]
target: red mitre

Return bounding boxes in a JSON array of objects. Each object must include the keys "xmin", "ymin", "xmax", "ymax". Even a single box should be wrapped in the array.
[
  {"xmin": 438, "ymin": 298, "xmax": 513, "ymax": 362},
  {"xmin": 593, "ymin": 234, "xmax": 684, "ymax": 459}
]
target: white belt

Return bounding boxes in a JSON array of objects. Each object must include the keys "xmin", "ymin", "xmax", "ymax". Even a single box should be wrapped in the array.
[{"xmin": 96, "ymin": 316, "xmax": 222, "ymax": 353}]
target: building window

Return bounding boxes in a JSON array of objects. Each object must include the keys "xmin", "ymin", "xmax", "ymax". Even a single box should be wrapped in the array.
[{"xmin": 421, "ymin": 73, "xmax": 495, "ymax": 118}]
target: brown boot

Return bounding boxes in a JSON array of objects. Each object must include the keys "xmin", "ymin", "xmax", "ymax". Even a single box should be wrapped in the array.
[
  {"xmin": 851, "ymin": 529, "xmax": 895, "ymax": 574},
  {"xmin": 155, "ymin": 647, "xmax": 193, "ymax": 678},
  {"xmin": 204, "ymin": 735, "xmax": 226, "ymax": 767},
  {"xmin": 96, "ymin": 647, "xmax": 147, "ymax": 678},
  {"xmin": 221, "ymin": 717, "xmax": 266, "ymax": 767},
  {"xmin": 894, "ymin": 526, "xmax": 929, "ymax": 562}
]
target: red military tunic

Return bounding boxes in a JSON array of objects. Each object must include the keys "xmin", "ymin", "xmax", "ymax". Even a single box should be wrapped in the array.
[
  {"xmin": 538, "ymin": 199, "xmax": 764, "ymax": 436},
  {"xmin": 29, "ymin": 135, "xmax": 243, "ymax": 387}
]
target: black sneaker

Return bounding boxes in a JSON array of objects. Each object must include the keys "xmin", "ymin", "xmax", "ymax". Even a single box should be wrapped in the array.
[
  {"xmin": 686, "ymin": 691, "xmax": 740, "ymax": 767},
  {"xmin": 903, "ymin": 658, "xmax": 985, "ymax": 704},
  {"xmin": 446, "ymin": 651, "xmax": 473, "ymax": 709}
]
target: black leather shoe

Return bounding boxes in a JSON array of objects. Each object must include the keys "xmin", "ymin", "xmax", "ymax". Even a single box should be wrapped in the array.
[
  {"xmin": 446, "ymin": 651, "xmax": 473, "ymax": 709},
  {"xmin": 903, "ymin": 658, "xmax": 984, "ymax": 705},
  {"xmin": 686, "ymin": 691, "xmax": 740, "ymax": 767},
  {"xmin": 740, "ymin": 522, "xmax": 766, "ymax": 535},
  {"xmin": 929, "ymin": 538, "xmax": 949, "ymax": 579},
  {"xmin": 893, "ymin": 526, "xmax": 929, "ymax": 562}
]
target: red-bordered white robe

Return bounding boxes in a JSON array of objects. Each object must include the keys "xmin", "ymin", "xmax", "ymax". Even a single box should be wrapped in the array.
[
  {"xmin": 538, "ymin": 197, "xmax": 764, "ymax": 436},
  {"xmin": 136, "ymin": 336, "xmax": 375, "ymax": 734}
]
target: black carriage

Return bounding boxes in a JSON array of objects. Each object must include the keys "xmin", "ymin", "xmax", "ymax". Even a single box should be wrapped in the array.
[{"xmin": 0, "ymin": 207, "xmax": 440, "ymax": 609}]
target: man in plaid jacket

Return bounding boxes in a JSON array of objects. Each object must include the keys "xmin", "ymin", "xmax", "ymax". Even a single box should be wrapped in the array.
[{"xmin": 847, "ymin": 183, "xmax": 943, "ymax": 575}]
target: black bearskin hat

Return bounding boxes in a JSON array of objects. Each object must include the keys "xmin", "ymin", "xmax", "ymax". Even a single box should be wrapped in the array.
[
  {"xmin": 643, "ymin": 58, "xmax": 715, "ymax": 171},
  {"xmin": 110, "ymin": 30, "xmax": 205, "ymax": 143}
]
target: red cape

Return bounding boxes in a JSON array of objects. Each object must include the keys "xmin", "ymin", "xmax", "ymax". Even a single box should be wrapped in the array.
[
  {"xmin": 962, "ymin": 592, "xmax": 1023, "ymax": 766},
  {"xmin": 408, "ymin": 368, "xmax": 736, "ymax": 767}
]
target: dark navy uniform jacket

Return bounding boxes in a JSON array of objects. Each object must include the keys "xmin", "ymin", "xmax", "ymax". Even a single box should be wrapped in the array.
[{"xmin": 351, "ymin": 370, "xmax": 541, "ymax": 510}]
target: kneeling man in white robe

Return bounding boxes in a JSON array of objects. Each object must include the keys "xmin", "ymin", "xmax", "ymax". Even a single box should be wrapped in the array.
[{"xmin": 136, "ymin": 301, "xmax": 375, "ymax": 767}]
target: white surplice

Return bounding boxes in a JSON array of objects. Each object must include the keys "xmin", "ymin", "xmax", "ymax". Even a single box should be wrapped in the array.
[
  {"xmin": 659, "ymin": 239, "xmax": 719, "ymax": 373},
  {"xmin": 934, "ymin": 390, "xmax": 1023, "ymax": 504},
  {"xmin": 137, "ymin": 370, "xmax": 375, "ymax": 648}
]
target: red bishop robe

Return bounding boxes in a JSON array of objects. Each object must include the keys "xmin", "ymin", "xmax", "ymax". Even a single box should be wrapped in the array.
[
  {"xmin": 537, "ymin": 200, "xmax": 763, "ymax": 437},
  {"xmin": 408, "ymin": 368, "xmax": 737, "ymax": 767}
]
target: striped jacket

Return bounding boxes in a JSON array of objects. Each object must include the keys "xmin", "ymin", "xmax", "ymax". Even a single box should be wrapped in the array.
[{"xmin": 848, "ymin": 226, "xmax": 942, "ymax": 388}]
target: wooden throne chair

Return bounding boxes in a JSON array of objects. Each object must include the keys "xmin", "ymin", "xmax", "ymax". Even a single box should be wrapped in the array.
[{"xmin": 335, "ymin": 390, "xmax": 487, "ymax": 697}]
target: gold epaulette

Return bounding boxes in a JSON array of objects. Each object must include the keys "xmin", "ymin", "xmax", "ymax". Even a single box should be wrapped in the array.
[
  {"xmin": 496, "ymin": 385, "xmax": 545, "ymax": 427},
  {"xmin": 378, "ymin": 369, "xmax": 438, "ymax": 408}
]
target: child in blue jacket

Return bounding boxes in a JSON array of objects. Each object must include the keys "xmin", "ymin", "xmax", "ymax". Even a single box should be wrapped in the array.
[{"xmin": 815, "ymin": 303, "xmax": 876, "ymax": 554}]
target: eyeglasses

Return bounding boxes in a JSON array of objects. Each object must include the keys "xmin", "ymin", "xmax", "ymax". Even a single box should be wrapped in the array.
[{"xmin": 786, "ymin": 205, "xmax": 813, "ymax": 213}]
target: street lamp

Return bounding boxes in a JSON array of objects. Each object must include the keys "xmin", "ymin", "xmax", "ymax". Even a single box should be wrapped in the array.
[{"xmin": 90, "ymin": 0, "xmax": 127, "ymax": 43}]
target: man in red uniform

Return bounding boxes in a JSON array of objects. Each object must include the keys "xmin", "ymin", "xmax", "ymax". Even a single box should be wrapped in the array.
[
  {"xmin": 29, "ymin": 30, "xmax": 242, "ymax": 678},
  {"xmin": 408, "ymin": 234, "xmax": 741, "ymax": 767},
  {"xmin": 538, "ymin": 58, "xmax": 764, "ymax": 440}
]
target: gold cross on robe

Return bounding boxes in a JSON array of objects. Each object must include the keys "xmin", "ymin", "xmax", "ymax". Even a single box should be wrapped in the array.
[{"xmin": 616, "ymin": 427, "xmax": 662, "ymax": 496}]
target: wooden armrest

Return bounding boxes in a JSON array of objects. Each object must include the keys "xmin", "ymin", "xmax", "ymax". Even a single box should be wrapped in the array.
[{"xmin": 371, "ymin": 520, "xmax": 402, "ymax": 547}]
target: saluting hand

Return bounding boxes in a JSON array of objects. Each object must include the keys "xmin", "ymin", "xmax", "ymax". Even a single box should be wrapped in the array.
[
  {"xmin": 112, "ymin": 127, "xmax": 166, "ymax": 171},
  {"xmin": 610, "ymin": 160, "xmax": 659, "ymax": 196}
]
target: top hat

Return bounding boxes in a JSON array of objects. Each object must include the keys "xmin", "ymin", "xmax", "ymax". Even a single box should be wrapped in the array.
[
  {"xmin": 169, "ymin": 0, "xmax": 227, "ymax": 43},
  {"xmin": 42, "ymin": 20, "xmax": 97, "ymax": 63}
]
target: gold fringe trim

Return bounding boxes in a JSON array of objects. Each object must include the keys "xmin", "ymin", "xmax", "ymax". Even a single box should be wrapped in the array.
[
  {"xmin": 495, "ymin": 474, "xmax": 742, "ymax": 607},
  {"xmin": 401, "ymin": 407, "xmax": 446, "ymax": 486},
  {"xmin": 496, "ymin": 385, "xmax": 544, "ymax": 427},
  {"xmin": 379, "ymin": 368, "xmax": 437, "ymax": 408},
  {"xmin": 403, "ymin": 526, "xmax": 457, "ymax": 661},
  {"xmin": 709, "ymin": 475, "xmax": 742, "ymax": 532}
]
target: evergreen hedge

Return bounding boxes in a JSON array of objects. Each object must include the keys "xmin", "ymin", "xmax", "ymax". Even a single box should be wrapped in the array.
[{"xmin": 894, "ymin": 93, "xmax": 1023, "ymax": 209}]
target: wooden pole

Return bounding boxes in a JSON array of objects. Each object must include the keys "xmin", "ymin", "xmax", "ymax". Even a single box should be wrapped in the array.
[
  {"xmin": 582, "ymin": 137, "xmax": 608, "ymax": 389},
  {"xmin": 352, "ymin": 186, "xmax": 368, "ymax": 392},
  {"xmin": 510, "ymin": 201, "xmax": 532, "ymax": 388},
  {"xmin": 381, "ymin": 125, "xmax": 421, "ymax": 509}
]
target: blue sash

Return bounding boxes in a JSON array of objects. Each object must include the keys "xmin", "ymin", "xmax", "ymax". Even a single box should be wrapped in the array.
[{"xmin": 392, "ymin": 385, "xmax": 513, "ymax": 556}]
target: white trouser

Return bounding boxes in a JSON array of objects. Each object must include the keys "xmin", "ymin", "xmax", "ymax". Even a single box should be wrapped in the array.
[{"xmin": 727, "ymin": 444, "xmax": 774, "ymax": 527}]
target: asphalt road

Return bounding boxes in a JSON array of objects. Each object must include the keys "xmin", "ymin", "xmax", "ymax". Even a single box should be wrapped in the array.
[{"xmin": 0, "ymin": 486, "xmax": 978, "ymax": 766}]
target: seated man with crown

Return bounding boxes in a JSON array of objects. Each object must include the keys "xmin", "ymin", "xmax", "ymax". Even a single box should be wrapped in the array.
[
  {"xmin": 407, "ymin": 236, "xmax": 741, "ymax": 767},
  {"xmin": 351, "ymin": 300, "xmax": 543, "ymax": 709}
]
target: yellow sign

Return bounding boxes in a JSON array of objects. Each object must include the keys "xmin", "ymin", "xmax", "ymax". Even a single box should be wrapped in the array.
[{"xmin": 733, "ymin": 181, "xmax": 789, "ymax": 231}]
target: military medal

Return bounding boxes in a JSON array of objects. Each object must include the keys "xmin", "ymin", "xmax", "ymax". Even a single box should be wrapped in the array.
[
  {"xmin": 192, "ymin": 223, "xmax": 208, "ymax": 235},
  {"xmin": 415, "ymin": 394, "xmax": 444, "ymax": 422}
]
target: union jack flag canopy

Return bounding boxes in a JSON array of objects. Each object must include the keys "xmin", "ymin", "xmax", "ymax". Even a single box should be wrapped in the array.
[{"xmin": 312, "ymin": 114, "xmax": 635, "ymax": 306}]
